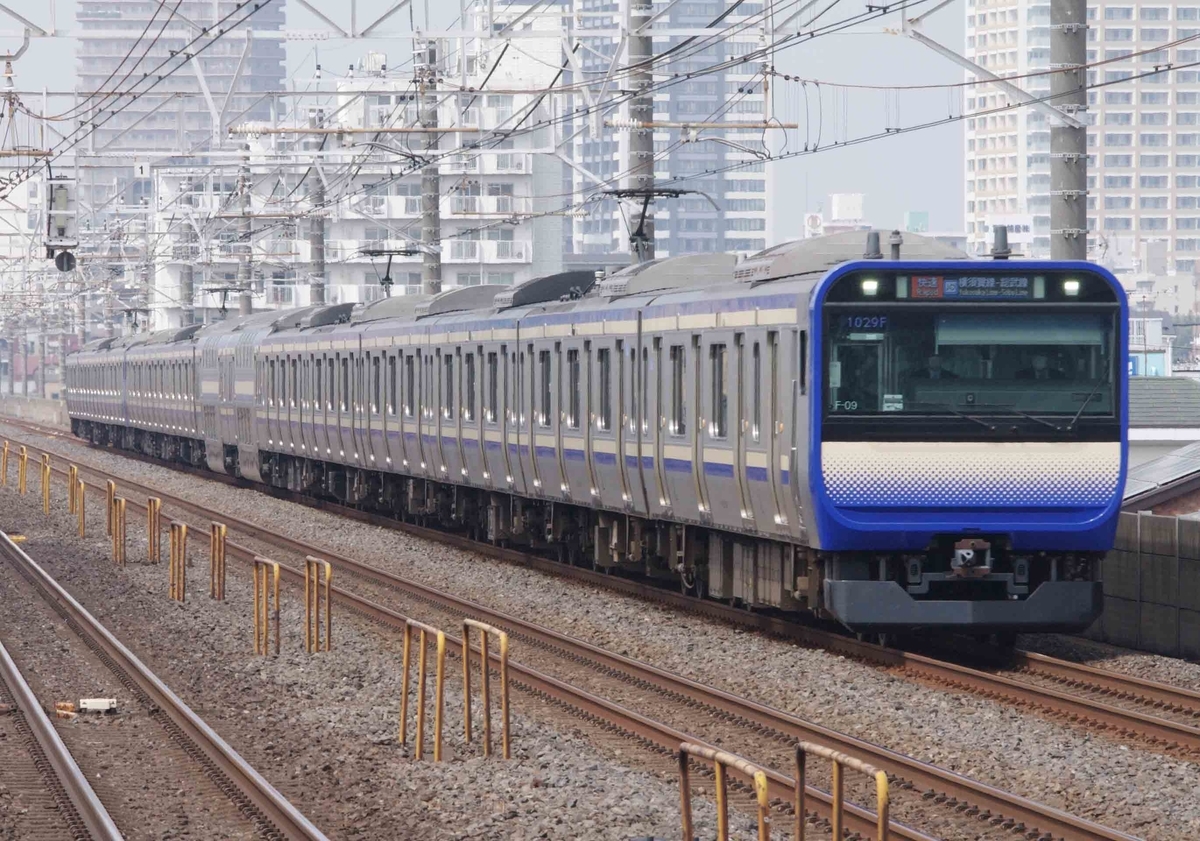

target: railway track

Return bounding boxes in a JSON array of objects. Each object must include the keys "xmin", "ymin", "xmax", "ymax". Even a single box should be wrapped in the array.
[
  {"xmin": 0, "ymin": 636, "xmax": 120, "ymax": 841},
  {"xmin": 0, "ymin": 525, "xmax": 329, "ymax": 841},
  {"xmin": 0, "ymin": 419, "xmax": 1145, "ymax": 841}
]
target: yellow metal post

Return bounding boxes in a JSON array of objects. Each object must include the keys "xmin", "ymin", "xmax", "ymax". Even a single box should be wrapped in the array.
[
  {"xmin": 147, "ymin": 497, "xmax": 161, "ymax": 563},
  {"xmin": 76, "ymin": 481, "xmax": 85, "ymax": 537},
  {"xmin": 677, "ymin": 743, "xmax": 770, "ymax": 841},
  {"xmin": 795, "ymin": 742, "xmax": 889, "ymax": 841},
  {"xmin": 169, "ymin": 522, "xmax": 188, "ymax": 601},
  {"xmin": 304, "ymin": 556, "xmax": 333, "ymax": 653},
  {"xmin": 462, "ymin": 619, "xmax": 512, "ymax": 759},
  {"xmin": 68, "ymin": 465, "xmax": 78, "ymax": 513},
  {"xmin": 17, "ymin": 446, "xmax": 27, "ymax": 494},
  {"xmin": 111, "ymin": 498, "xmax": 127, "ymax": 566},
  {"xmin": 416, "ymin": 628, "xmax": 427, "ymax": 760},
  {"xmin": 399, "ymin": 622, "xmax": 412, "ymax": 744},
  {"xmin": 210, "ymin": 522, "xmax": 226, "ymax": 600},
  {"xmin": 105, "ymin": 480, "xmax": 115, "ymax": 536},
  {"xmin": 252, "ymin": 557, "xmax": 280, "ymax": 655},
  {"xmin": 41, "ymin": 454, "xmax": 50, "ymax": 514},
  {"xmin": 1, "ymin": 440, "xmax": 9, "ymax": 486}
]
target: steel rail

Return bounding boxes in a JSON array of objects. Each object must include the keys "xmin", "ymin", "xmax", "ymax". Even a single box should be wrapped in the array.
[
  {"xmin": 18, "ymin": 437, "xmax": 1138, "ymax": 841},
  {"xmin": 0, "ymin": 637, "xmax": 123, "ymax": 841},
  {"xmin": 0, "ymin": 529, "xmax": 330, "ymax": 841}
]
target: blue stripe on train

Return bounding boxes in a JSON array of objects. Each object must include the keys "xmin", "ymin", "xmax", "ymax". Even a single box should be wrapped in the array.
[{"xmin": 594, "ymin": 451, "xmax": 617, "ymax": 466}]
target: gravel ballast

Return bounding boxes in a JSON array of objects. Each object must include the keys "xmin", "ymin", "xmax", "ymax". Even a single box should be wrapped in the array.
[
  {"xmin": 5, "ymin": 420, "xmax": 1197, "ymax": 839},
  {"xmin": 0, "ymin": 464, "xmax": 726, "ymax": 841}
]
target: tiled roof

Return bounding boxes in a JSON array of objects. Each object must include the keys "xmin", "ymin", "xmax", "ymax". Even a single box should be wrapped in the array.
[{"xmin": 1129, "ymin": 376, "xmax": 1200, "ymax": 428}]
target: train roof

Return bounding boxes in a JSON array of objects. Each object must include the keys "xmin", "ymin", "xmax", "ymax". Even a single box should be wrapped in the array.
[{"xmin": 735, "ymin": 231, "xmax": 969, "ymax": 285}]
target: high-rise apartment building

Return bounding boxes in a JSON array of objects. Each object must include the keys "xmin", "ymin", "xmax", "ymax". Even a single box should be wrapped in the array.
[
  {"xmin": 966, "ymin": 0, "xmax": 1200, "ymax": 272},
  {"xmin": 76, "ymin": 0, "xmax": 286, "ymax": 207},
  {"xmin": 572, "ymin": 0, "xmax": 774, "ymax": 258}
]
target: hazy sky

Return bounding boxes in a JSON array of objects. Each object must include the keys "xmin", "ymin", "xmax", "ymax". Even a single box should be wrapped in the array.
[{"xmin": 7, "ymin": 0, "xmax": 965, "ymax": 235}]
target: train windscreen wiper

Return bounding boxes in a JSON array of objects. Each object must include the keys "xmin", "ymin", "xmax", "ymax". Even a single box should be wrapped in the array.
[
  {"xmin": 909, "ymin": 401, "xmax": 997, "ymax": 431},
  {"xmin": 1066, "ymin": 381, "xmax": 1106, "ymax": 430}
]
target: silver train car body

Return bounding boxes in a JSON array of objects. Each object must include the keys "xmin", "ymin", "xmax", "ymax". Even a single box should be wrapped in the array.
[{"xmin": 65, "ymin": 233, "xmax": 1110, "ymax": 633}]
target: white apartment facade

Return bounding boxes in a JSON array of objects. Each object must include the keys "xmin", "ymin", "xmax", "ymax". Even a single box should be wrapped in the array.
[{"xmin": 965, "ymin": 0, "xmax": 1200, "ymax": 273}]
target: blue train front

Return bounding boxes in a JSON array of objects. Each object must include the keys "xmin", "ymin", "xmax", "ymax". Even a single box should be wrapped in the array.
[{"xmin": 804, "ymin": 260, "xmax": 1127, "ymax": 633}]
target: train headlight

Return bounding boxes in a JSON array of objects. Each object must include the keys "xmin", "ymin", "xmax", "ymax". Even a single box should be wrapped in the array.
[
  {"xmin": 1063, "ymin": 278, "xmax": 1080, "ymax": 296},
  {"xmin": 860, "ymin": 277, "xmax": 880, "ymax": 296}
]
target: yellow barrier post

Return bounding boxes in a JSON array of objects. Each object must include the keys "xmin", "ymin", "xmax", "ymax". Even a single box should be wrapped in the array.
[
  {"xmin": 147, "ymin": 497, "xmax": 162, "ymax": 563},
  {"xmin": 76, "ymin": 481, "xmax": 86, "ymax": 537},
  {"xmin": 398, "ymin": 619, "xmax": 446, "ymax": 761},
  {"xmin": 17, "ymin": 446, "xmax": 27, "ymax": 494},
  {"xmin": 168, "ymin": 521, "xmax": 188, "ymax": 601},
  {"xmin": 210, "ymin": 523, "xmax": 227, "ymax": 600},
  {"xmin": 303, "ymin": 556, "xmax": 333, "ymax": 653},
  {"xmin": 1, "ymin": 440, "xmax": 8, "ymax": 486},
  {"xmin": 105, "ymin": 480, "xmax": 115, "ymax": 537},
  {"xmin": 110, "ymin": 498, "xmax": 127, "ymax": 567},
  {"xmin": 795, "ymin": 742, "xmax": 889, "ymax": 841},
  {"xmin": 678, "ymin": 743, "xmax": 770, "ymax": 841},
  {"xmin": 68, "ymin": 466, "xmax": 78, "ymax": 514},
  {"xmin": 252, "ymin": 557, "xmax": 281, "ymax": 655},
  {"xmin": 461, "ymin": 619, "xmax": 512, "ymax": 759},
  {"xmin": 40, "ymin": 454, "xmax": 50, "ymax": 515}
]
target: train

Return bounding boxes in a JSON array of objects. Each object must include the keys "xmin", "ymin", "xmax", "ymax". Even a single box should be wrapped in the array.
[{"xmin": 64, "ymin": 231, "xmax": 1129, "ymax": 637}]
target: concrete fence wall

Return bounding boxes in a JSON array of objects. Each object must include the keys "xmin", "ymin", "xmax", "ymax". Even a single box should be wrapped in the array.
[
  {"xmin": 0, "ymin": 396, "xmax": 70, "ymax": 429},
  {"xmin": 1087, "ymin": 512, "xmax": 1200, "ymax": 658}
]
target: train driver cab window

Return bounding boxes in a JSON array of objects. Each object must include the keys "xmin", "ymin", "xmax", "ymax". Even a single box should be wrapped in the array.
[
  {"xmin": 486, "ymin": 352, "xmax": 499, "ymax": 423},
  {"xmin": 597, "ymin": 348, "xmax": 612, "ymax": 431},
  {"xmin": 566, "ymin": 349, "xmax": 580, "ymax": 429},
  {"xmin": 538, "ymin": 350, "xmax": 551, "ymax": 427},
  {"xmin": 669, "ymin": 345, "xmax": 686, "ymax": 436},
  {"xmin": 709, "ymin": 343, "xmax": 727, "ymax": 439},
  {"xmin": 464, "ymin": 353, "xmax": 476, "ymax": 421}
]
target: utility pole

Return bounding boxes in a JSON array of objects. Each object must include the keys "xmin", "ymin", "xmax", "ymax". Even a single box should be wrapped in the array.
[
  {"xmin": 624, "ymin": 0, "xmax": 655, "ymax": 264},
  {"xmin": 237, "ymin": 144, "xmax": 254, "ymax": 316},
  {"xmin": 308, "ymin": 110, "xmax": 327, "ymax": 306},
  {"xmin": 141, "ymin": 208, "xmax": 153, "ymax": 331},
  {"xmin": 1050, "ymin": 0, "xmax": 1088, "ymax": 260},
  {"xmin": 417, "ymin": 41, "xmax": 442, "ymax": 296},
  {"xmin": 180, "ymin": 180, "xmax": 195, "ymax": 325},
  {"xmin": 19, "ymin": 317, "xmax": 27, "ymax": 396}
]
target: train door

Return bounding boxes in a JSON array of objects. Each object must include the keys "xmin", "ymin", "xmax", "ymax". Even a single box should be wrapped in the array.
[
  {"xmin": 647, "ymin": 337, "xmax": 670, "ymax": 518},
  {"xmin": 451, "ymin": 348, "xmax": 468, "ymax": 483},
  {"xmin": 741, "ymin": 333, "xmax": 783, "ymax": 534},
  {"xmin": 623, "ymin": 335, "xmax": 649, "ymax": 515},
  {"xmin": 459, "ymin": 348, "xmax": 483, "ymax": 484},
  {"xmin": 510, "ymin": 345, "xmax": 529, "ymax": 496},
  {"xmin": 500, "ymin": 345, "xmax": 515, "ymax": 487},
  {"xmin": 699, "ymin": 332, "xmax": 740, "ymax": 530},
  {"xmin": 560, "ymin": 343, "xmax": 586, "ymax": 500},
  {"xmin": 660, "ymin": 336, "xmax": 700, "ymax": 522},
  {"xmin": 532, "ymin": 342, "xmax": 561, "ymax": 499},
  {"xmin": 383, "ymin": 351, "xmax": 398, "ymax": 471},
  {"xmin": 418, "ymin": 349, "xmax": 433, "ymax": 475},
  {"xmin": 399, "ymin": 350, "xmax": 417, "ymax": 472},
  {"xmin": 691, "ymin": 335, "xmax": 712, "ymax": 522},
  {"xmin": 481, "ymin": 347, "xmax": 505, "ymax": 488}
]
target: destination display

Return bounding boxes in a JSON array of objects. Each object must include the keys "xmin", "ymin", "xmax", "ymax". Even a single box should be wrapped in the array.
[{"xmin": 910, "ymin": 275, "xmax": 1033, "ymax": 300}]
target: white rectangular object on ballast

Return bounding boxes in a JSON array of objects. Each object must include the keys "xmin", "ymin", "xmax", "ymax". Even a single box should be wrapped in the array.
[{"xmin": 78, "ymin": 698, "xmax": 118, "ymax": 713}]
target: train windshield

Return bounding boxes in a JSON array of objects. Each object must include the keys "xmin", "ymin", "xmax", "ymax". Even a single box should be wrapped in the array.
[{"xmin": 821, "ymin": 270, "xmax": 1122, "ymax": 439}]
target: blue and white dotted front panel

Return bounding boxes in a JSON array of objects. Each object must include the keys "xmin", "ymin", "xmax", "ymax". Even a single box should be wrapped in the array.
[{"xmin": 821, "ymin": 441, "xmax": 1121, "ymax": 508}]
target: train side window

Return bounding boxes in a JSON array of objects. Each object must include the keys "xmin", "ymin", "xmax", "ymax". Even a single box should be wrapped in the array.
[
  {"xmin": 641, "ymin": 347, "xmax": 649, "ymax": 434},
  {"xmin": 710, "ymin": 344, "xmax": 727, "ymax": 439},
  {"xmin": 464, "ymin": 353, "xmax": 476, "ymax": 421},
  {"xmin": 388, "ymin": 355, "xmax": 397, "ymax": 416},
  {"xmin": 669, "ymin": 344, "xmax": 686, "ymax": 436},
  {"xmin": 628, "ymin": 348, "xmax": 637, "ymax": 433},
  {"xmin": 486, "ymin": 352, "xmax": 498, "ymax": 423},
  {"xmin": 597, "ymin": 348, "xmax": 612, "ymax": 431},
  {"xmin": 566, "ymin": 349, "xmax": 580, "ymax": 429},
  {"xmin": 372, "ymin": 355, "xmax": 381, "ymax": 413},
  {"xmin": 315, "ymin": 358, "xmax": 323, "ymax": 410},
  {"xmin": 442, "ymin": 355, "xmax": 454, "ymax": 420},
  {"xmin": 752, "ymin": 342, "xmax": 762, "ymax": 442},
  {"xmin": 799, "ymin": 330, "xmax": 807, "ymax": 395},
  {"xmin": 404, "ymin": 354, "xmax": 415, "ymax": 417},
  {"xmin": 269, "ymin": 360, "xmax": 277, "ymax": 406},
  {"xmin": 538, "ymin": 350, "xmax": 551, "ymax": 427},
  {"xmin": 290, "ymin": 358, "xmax": 298, "ymax": 408},
  {"xmin": 339, "ymin": 355, "xmax": 349, "ymax": 412}
]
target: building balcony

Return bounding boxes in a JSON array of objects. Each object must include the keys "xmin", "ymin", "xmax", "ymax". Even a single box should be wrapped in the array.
[
  {"xmin": 449, "ymin": 195, "xmax": 532, "ymax": 216},
  {"xmin": 447, "ymin": 240, "xmax": 529, "ymax": 262}
]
